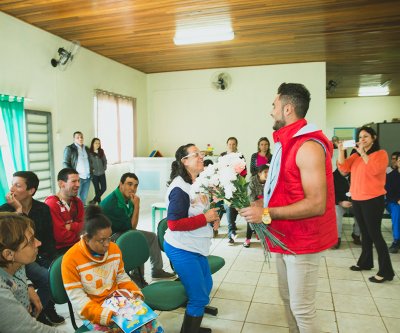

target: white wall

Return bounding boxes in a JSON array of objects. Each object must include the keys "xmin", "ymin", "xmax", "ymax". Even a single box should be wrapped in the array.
[
  {"xmin": 147, "ymin": 62, "xmax": 327, "ymax": 162},
  {"xmin": 326, "ymin": 96, "xmax": 400, "ymax": 138},
  {"xmin": 0, "ymin": 12, "xmax": 148, "ymax": 172}
]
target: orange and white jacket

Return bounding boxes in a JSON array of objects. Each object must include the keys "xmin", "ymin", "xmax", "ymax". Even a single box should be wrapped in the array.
[{"xmin": 61, "ymin": 238, "xmax": 142, "ymax": 326}]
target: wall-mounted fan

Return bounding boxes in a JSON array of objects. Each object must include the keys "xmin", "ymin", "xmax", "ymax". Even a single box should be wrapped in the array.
[
  {"xmin": 51, "ymin": 40, "xmax": 80, "ymax": 70},
  {"xmin": 211, "ymin": 72, "xmax": 232, "ymax": 91}
]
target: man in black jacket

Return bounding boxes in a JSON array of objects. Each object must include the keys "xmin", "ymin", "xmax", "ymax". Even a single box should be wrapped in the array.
[
  {"xmin": 333, "ymin": 169, "xmax": 361, "ymax": 248},
  {"xmin": 0, "ymin": 171, "xmax": 64, "ymax": 326},
  {"xmin": 63, "ymin": 131, "xmax": 92, "ymax": 204}
]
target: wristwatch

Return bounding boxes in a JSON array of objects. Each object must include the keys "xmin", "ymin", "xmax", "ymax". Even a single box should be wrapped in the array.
[{"xmin": 262, "ymin": 208, "xmax": 272, "ymax": 225}]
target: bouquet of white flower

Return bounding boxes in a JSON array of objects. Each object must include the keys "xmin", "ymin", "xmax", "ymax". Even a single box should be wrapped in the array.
[{"xmin": 191, "ymin": 152, "xmax": 294, "ymax": 263}]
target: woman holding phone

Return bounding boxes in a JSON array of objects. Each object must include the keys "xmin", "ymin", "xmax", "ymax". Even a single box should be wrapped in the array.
[{"xmin": 337, "ymin": 126, "xmax": 394, "ymax": 283}]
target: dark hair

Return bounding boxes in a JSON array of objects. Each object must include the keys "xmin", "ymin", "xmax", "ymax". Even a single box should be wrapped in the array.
[
  {"xmin": 391, "ymin": 151, "xmax": 400, "ymax": 158},
  {"xmin": 257, "ymin": 137, "xmax": 271, "ymax": 155},
  {"xmin": 73, "ymin": 131, "xmax": 83, "ymax": 138},
  {"xmin": 89, "ymin": 138, "xmax": 105, "ymax": 158},
  {"xmin": 83, "ymin": 205, "xmax": 111, "ymax": 239},
  {"xmin": 0, "ymin": 213, "xmax": 34, "ymax": 267},
  {"xmin": 168, "ymin": 144, "xmax": 195, "ymax": 185},
  {"xmin": 277, "ymin": 83, "xmax": 311, "ymax": 118},
  {"xmin": 203, "ymin": 159, "xmax": 214, "ymax": 167},
  {"xmin": 13, "ymin": 171, "xmax": 39, "ymax": 196},
  {"xmin": 120, "ymin": 172, "xmax": 138, "ymax": 184},
  {"xmin": 57, "ymin": 168, "xmax": 79, "ymax": 182},
  {"xmin": 256, "ymin": 164, "xmax": 270, "ymax": 174},
  {"xmin": 226, "ymin": 137, "xmax": 238, "ymax": 145},
  {"xmin": 356, "ymin": 126, "xmax": 380, "ymax": 155}
]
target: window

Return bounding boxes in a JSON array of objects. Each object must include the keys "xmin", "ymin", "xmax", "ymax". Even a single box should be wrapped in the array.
[
  {"xmin": 25, "ymin": 110, "xmax": 55, "ymax": 201},
  {"xmin": 94, "ymin": 90, "xmax": 136, "ymax": 164}
]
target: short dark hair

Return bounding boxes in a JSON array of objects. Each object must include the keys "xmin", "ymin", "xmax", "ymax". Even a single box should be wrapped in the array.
[
  {"xmin": 13, "ymin": 171, "xmax": 39, "ymax": 196},
  {"xmin": 391, "ymin": 151, "xmax": 400, "ymax": 158},
  {"xmin": 226, "ymin": 137, "xmax": 238, "ymax": 145},
  {"xmin": 73, "ymin": 131, "xmax": 83, "ymax": 137},
  {"xmin": 256, "ymin": 164, "xmax": 269, "ymax": 174},
  {"xmin": 57, "ymin": 168, "xmax": 79, "ymax": 182},
  {"xmin": 83, "ymin": 205, "xmax": 111, "ymax": 239},
  {"xmin": 277, "ymin": 83, "xmax": 311, "ymax": 118},
  {"xmin": 120, "ymin": 172, "xmax": 138, "ymax": 184}
]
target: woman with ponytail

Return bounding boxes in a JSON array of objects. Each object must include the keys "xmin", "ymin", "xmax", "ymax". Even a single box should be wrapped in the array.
[{"xmin": 164, "ymin": 144, "xmax": 220, "ymax": 333}]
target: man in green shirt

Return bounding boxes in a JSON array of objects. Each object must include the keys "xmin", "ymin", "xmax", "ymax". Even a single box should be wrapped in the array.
[{"xmin": 100, "ymin": 172, "xmax": 176, "ymax": 282}]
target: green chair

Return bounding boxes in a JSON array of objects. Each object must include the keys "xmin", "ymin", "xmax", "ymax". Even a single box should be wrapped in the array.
[
  {"xmin": 116, "ymin": 230, "xmax": 187, "ymax": 311},
  {"xmin": 157, "ymin": 218, "xmax": 225, "ymax": 315},
  {"xmin": 157, "ymin": 218, "xmax": 225, "ymax": 274},
  {"xmin": 48, "ymin": 256, "xmax": 90, "ymax": 333}
]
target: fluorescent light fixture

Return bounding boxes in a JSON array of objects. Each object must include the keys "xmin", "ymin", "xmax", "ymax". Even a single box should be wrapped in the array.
[
  {"xmin": 358, "ymin": 86, "xmax": 389, "ymax": 97},
  {"xmin": 174, "ymin": 24, "xmax": 234, "ymax": 45}
]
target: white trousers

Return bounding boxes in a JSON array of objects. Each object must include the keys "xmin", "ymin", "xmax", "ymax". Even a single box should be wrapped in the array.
[{"xmin": 276, "ymin": 252, "xmax": 322, "ymax": 333}]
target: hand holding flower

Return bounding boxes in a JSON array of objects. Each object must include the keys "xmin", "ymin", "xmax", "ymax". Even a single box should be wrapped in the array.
[
  {"xmin": 204, "ymin": 208, "xmax": 220, "ymax": 222},
  {"xmin": 239, "ymin": 206, "xmax": 264, "ymax": 224}
]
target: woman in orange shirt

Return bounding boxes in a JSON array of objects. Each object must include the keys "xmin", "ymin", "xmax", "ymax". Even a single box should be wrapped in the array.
[{"xmin": 338, "ymin": 126, "xmax": 394, "ymax": 283}]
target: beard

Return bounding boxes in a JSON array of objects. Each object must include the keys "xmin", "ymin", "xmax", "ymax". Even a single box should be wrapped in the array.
[{"xmin": 273, "ymin": 119, "xmax": 286, "ymax": 130}]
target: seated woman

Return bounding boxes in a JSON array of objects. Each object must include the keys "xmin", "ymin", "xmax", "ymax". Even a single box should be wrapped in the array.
[
  {"xmin": 61, "ymin": 205, "xmax": 163, "ymax": 332},
  {"xmin": 0, "ymin": 212, "xmax": 65, "ymax": 333}
]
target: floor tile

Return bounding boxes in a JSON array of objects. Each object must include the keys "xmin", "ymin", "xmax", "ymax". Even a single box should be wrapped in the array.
[
  {"xmin": 246, "ymin": 302, "xmax": 287, "ymax": 327},
  {"xmin": 242, "ymin": 322, "xmax": 289, "ymax": 332},
  {"xmin": 374, "ymin": 297, "xmax": 400, "ymax": 318},
  {"xmin": 382, "ymin": 316, "xmax": 400, "ymax": 333},
  {"xmin": 336, "ymin": 312, "xmax": 387, "ymax": 333},
  {"xmin": 330, "ymin": 279, "xmax": 371, "ymax": 296},
  {"xmin": 333, "ymin": 294, "xmax": 379, "ymax": 315},
  {"xmin": 214, "ymin": 282, "xmax": 256, "ymax": 302},
  {"xmin": 208, "ymin": 298, "xmax": 250, "ymax": 322}
]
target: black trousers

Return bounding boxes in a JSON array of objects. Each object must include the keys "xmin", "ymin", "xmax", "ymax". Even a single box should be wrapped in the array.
[
  {"xmin": 91, "ymin": 174, "xmax": 107, "ymax": 202},
  {"xmin": 353, "ymin": 195, "xmax": 394, "ymax": 279}
]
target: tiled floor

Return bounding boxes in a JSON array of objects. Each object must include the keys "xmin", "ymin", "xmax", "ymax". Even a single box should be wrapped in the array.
[{"xmin": 55, "ymin": 204, "xmax": 400, "ymax": 333}]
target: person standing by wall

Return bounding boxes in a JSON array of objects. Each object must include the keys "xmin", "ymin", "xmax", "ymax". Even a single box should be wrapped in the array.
[
  {"xmin": 240, "ymin": 83, "xmax": 337, "ymax": 332},
  {"xmin": 88, "ymin": 138, "xmax": 107, "ymax": 204},
  {"xmin": 63, "ymin": 131, "xmax": 92, "ymax": 205},
  {"xmin": 250, "ymin": 137, "xmax": 272, "ymax": 176},
  {"xmin": 220, "ymin": 137, "xmax": 247, "ymax": 245}
]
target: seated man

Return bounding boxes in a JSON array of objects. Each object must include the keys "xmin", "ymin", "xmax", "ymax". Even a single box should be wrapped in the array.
[
  {"xmin": 45, "ymin": 168, "xmax": 84, "ymax": 255},
  {"xmin": 0, "ymin": 171, "xmax": 64, "ymax": 326},
  {"xmin": 333, "ymin": 168, "xmax": 361, "ymax": 248},
  {"xmin": 385, "ymin": 153, "xmax": 400, "ymax": 253},
  {"xmin": 100, "ymin": 172, "xmax": 176, "ymax": 282}
]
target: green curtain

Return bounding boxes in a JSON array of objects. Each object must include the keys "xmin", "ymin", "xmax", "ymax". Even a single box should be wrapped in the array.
[
  {"xmin": 0, "ymin": 148, "xmax": 8, "ymax": 205},
  {"xmin": 0, "ymin": 95, "xmax": 27, "ymax": 171}
]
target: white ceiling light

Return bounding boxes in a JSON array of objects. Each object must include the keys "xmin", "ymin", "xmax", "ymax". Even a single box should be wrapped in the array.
[
  {"xmin": 174, "ymin": 25, "xmax": 234, "ymax": 45},
  {"xmin": 174, "ymin": 12, "xmax": 234, "ymax": 46},
  {"xmin": 358, "ymin": 85, "xmax": 390, "ymax": 97}
]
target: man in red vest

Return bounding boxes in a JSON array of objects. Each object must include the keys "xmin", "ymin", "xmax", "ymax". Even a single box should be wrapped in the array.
[{"xmin": 240, "ymin": 83, "xmax": 337, "ymax": 332}]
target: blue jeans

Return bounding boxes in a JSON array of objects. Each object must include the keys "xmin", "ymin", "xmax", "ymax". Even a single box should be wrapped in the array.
[
  {"xmin": 91, "ymin": 174, "xmax": 107, "ymax": 203},
  {"xmin": 387, "ymin": 201, "xmax": 400, "ymax": 241},
  {"xmin": 224, "ymin": 204, "xmax": 238, "ymax": 238},
  {"xmin": 25, "ymin": 261, "xmax": 51, "ymax": 308},
  {"xmin": 78, "ymin": 177, "xmax": 91, "ymax": 205},
  {"xmin": 164, "ymin": 241, "xmax": 212, "ymax": 317}
]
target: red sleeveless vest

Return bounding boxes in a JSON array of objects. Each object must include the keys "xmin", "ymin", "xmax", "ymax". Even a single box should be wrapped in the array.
[{"xmin": 267, "ymin": 119, "xmax": 337, "ymax": 254}]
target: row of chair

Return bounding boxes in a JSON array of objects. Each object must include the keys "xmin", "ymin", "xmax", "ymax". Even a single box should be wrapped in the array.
[{"xmin": 48, "ymin": 218, "xmax": 225, "ymax": 332}]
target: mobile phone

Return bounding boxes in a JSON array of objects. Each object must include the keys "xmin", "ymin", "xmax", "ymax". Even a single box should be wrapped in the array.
[{"xmin": 342, "ymin": 140, "xmax": 356, "ymax": 148}]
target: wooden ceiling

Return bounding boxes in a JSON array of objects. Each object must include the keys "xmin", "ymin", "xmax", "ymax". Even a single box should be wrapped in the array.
[{"xmin": 2, "ymin": 0, "xmax": 400, "ymax": 98}]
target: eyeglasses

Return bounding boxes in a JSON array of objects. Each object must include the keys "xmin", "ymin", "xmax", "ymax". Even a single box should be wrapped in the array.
[
  {"xmin": 95, "ymin": 237, "xmax": 113, "ymax": 245},
  {"xmin": 181, "ymin": 151, "xmax": 205, "ymax": 160}
]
